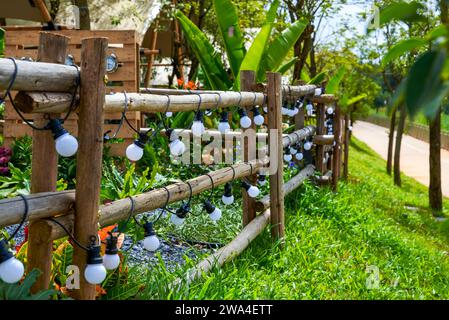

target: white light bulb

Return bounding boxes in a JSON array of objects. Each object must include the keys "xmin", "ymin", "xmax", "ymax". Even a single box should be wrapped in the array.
[
  {"xmin": 205, "ymin": 109, "xmax": 213, "ymax": 116},
  {"xmin": 292, "ymin": 107, "xmax": 299, "ymax": 116},
  {"xmin": 349, "ymin": 126, "xmax": 353, "ymax": 132},
  {"xmin": 326, "ymin": 106, "xmax": 334, "ymax": 115},
  {"xmin": 306, "ymin": 103, "xmax": 313, "ymax": 112},
  {"xmin": 295, "ymin": 152, "xmax": 304, "ymax": 161},
  {"xmin": 222, "ymin": 195, "xmax": 234, "ymax": 205},
  {"xmin": 258, "ymin": 179, "xmax": 267, "ymax": 186},
  {"xmin": 84, "ymin": 263, "xmax": 107, "ymax": 285},
  {"xmin": 0, "ymin": 257, "xmax": 24, "ymax": 284},
  {"xmin": 240, "ymin": 116, "xmax": 252, "ymax": 129},
  {"xmin": 315, "ymin": 88, "xmax": 322, "ymax": 96},
  {"xmin": 166, "ymin": 112, "xmax": 173, "ymax": 117},
  {"xmin": 281, "ymin": 107, "xmax": 289, "ymax": 116},
  {"xmin": 254, "ymin": 114, "xmax": 265, "ymax": 126},
  {"xmin": 143, "ymin": 235, "xmax": 160, "ymax": 252},
  {"xmin": 192, "ymin": 121, "xmax": 205, "ymax": 137},
  {"xmin": 263, "ymin": 106, "xmax": 268, "ymax": 113},
  {"xmin": 209, "ymin": 207, "xmax": 222, "ymax": 221},
  {"xmin": 284, "ymin": 154, "xmax": 292, "ymax": 162},
  {"xmin": 55, "ymin": 133, "xmax": 78, "ymax": 157},
  {"xmin": 169, "ymin": 139, "xmax": 186, "ymax": 156},
  {"xmin": 247, "ymin": 185, "xmax": 260, "ymax": 198},
  {"xmin": 289, "ymin": 147, "xmax": 298, "ymax": 155},
  {"xmin": 126, "ymin": 143, "xmax": 144, "ymax": 162},
  {"xmin": 103, "ymin": 254, "xmax": 120, "ymax": 270},
  {"xmin": 218, "ymin": 121, "xmax": 231, "ymax": 134},
  {"xmin": 304, "ymin": 141, "xmax": 313, "ymax": 151},
  {"xmin": 170, "ymin": 214, "xmax": 185, "ymax": 226}
]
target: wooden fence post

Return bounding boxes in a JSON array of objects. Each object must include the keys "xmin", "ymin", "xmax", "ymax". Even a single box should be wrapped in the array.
[
  {"xmin": 240, "ymin": 70, "xmax": 257, "ymax": 227},
  {"xmin": 71, "ymin": 37, "xmax": 107, "ymax": 300},
  {"xmin": 343, "ymin": 113, "xmax": 350, "ymax": 179},
  {"xmin": 27, "ymin": 32, "xmax": 69, "ymax": 293},
  {"xmin": 315, "ymin": 103, "xmax": 326, "ymax": 175},
  {"xmin": 332, "ymin": 104, "xmax": 342, "ymax": 191},
  {"xmin": 266, "ymin": 72, "xmax": 284, "ymax": 241}
]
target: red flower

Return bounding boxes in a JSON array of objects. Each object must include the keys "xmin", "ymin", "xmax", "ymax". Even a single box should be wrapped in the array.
[
  {"xmin": 0, "ymin": 147, "xmax": 12, "ymax": 157},
  {"xmin": 0, "ymin": 156, "xmax": 10, "ymax": 165},
  {"xmin": 0, "ymin": 166, "xmax": 10, "ymax": 176}
]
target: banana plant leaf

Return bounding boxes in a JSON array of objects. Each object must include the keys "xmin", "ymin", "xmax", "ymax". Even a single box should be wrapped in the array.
[
  {"xmin": 176, "ymin": 11, "xmax": 231, "ymax": 90},
  {"xmin": 236, "ymin": 0, "xmax": 279, "ymax": 89},
  {"xmin": 381, "ymin": 38, "xmax": 427, "ymax": 67},
  {"xmin": 326, "ymin": 66, "xmax": 346, "ymax": 94},
  {"xmin": 213, "ymin": 0, "xmax": 246, "ymax": 78},
  {"xmin": 308, "ymin": 71, "xmax": 326, "ymax": 85},
  {"xmin": 276, "ymin": 57, "xmax": 298, "ymax": 74},
  {"xmin": 257, "ymin": 18, "xmax": 308, "ymax": 81}
]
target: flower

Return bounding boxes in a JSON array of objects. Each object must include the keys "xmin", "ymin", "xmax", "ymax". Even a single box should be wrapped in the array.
[
  {"xmin": 187, "ymin": 80, "xmax": 197, "ymax": 90},
  {"xmin": 0, "ymin": 147, "xmax": 11, "ymax": 157},
  {"xmin": 177, "ymin": 78, "xmax": 184, "ymax": 88},
  {"xmin": 0, "ymin": 156, "xmax": 10, "ymax": 165},
  {"xmin": 0, "ymin": 166, "xmax": 10, "ymax": 176}
]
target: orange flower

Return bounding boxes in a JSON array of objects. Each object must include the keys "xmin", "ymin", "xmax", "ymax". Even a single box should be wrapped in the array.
[
  {"xmin": 177, "ymin": 78, "xmax": 184, "ymax": 87},
  {"xmin": 98, "ymin": 225, "xmax": 117, "ymax": 241},
  {"xmin": 187, "ymin": 80, "xmax": 197, "ymax": 90}
]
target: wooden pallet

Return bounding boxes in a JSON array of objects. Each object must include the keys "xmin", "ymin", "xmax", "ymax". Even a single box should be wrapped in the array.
[{"xmin": 3, "ymin": 29, "xmax": 141, "ymax": 156}]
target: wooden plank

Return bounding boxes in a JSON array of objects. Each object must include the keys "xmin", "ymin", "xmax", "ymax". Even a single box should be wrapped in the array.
[
  {"xmin": 332, "ymin": 104, "xmax": 342, "ymax": 191},
  {"xmin": 27, "ymin": 32, "xmax": 69, "ymax": 293},
  {"xmin": 267, "ymin": 72, "xmax": 285, "ymax": 241},
  {"xmin": 71, "ymin": 37, "xmax": 108, "ymax": 300},
  {"xmin": 343, "ymin": 113, "xmax": 350, "ymax": 180},
  {"xmin": 240, "ymin": 70, "xmax": 257, "ymax": 227},
  {"xmin": 315, "ymin": 103, "xmax": 326, "ymax": 175}
]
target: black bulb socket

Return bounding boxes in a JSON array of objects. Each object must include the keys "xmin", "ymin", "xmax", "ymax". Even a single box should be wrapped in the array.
[
  {"xmin": 0, "ymin": 239, "xmax": 13, "ymax": 263},
  {"xmin": 241, "ymin": 180, "xmax": 251, "ymax": 191},
  {"xmin": 47, "ymin": 119, "xmax": 68, "ymax": 140},
  {"xmin": 203, "ymin": 200, "xmax": 215, "ymax": 214},
  {"xmin": 105, "ymin": 235, "xmax": 119, "ymax": 255},
  {"xmin": 176, "ymin": 203, "xmax": 190, "ymax": 219},
  {"xmin": 87, "ymin": 245, "xmax": 103, "ymax": 265},
  {"xmin": 194, "ymin": 111, "xmax": 204, "ymax": 122},
  {"xmin": 258, "ymin": 175, "xmax": 266, "ymax": 182},
  {"xmin": 220, "ymin": 111, "xmax": 229, "ymax": 122},
  {"xmin": 144, "ymin": 221, "xmax": 156, "ymax": 237},
  {"xmin": 224, "ymin": 182, "xmax": 233, "ymax": 197}
]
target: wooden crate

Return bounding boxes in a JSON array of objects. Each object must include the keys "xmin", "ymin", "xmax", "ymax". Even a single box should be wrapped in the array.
[{"xmin": 3, "ymin": 29, "xmax": 141, "ymax": 156}]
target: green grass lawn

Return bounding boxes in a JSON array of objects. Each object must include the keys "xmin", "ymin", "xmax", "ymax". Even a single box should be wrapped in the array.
[{"xmin": 123, "ymin": 138, "xmax": 449, "ymax": 300}]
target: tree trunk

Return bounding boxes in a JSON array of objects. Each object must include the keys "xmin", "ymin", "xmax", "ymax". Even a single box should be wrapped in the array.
[
  {"xmin": 387, "ymin": 108, "xmax": 396, "ymax": 175},
  {"xmin": 71, "ymin": 0, "xmax": 90, "ymax": 30},
  {"xmin": 394, "ymin": 104, "xmax": 406, "ymax": 186},
  {"xmin": 429, "ymin": 107, "xmax": 442, "ymax": 213}
]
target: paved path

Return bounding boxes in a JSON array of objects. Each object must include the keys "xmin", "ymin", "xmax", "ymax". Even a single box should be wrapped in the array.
[{"xmin": 352, "ymin": 121, "xmax": 449, "ymax": 198}]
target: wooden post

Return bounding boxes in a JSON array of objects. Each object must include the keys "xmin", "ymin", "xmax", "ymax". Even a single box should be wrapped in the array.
[
  {"xmin": 315, "ymin": 103, "xmax": 326, "ymax": 175},
  {"xmin": 240, "ymin": 70, "xmax": 257, "ymax": 226},
  {"xmin": 27, "ymin": 32, "xmax": 69, "ymax": 293},
  {"xmin": 295, "ymin": 102, "xmax": 305, "ymax": 131},
  {"xmin": 332, "ymin": 104, "xmax": 342, "ymax": 191},
  {"xmin": 267, "ymin": 72, "xmax": 284, "ymax": 241},
  {"xmin": 343, "ymin": 113, "xmax": 350, "ymax": 179},
  {"xmin": 144, "ymin": 20, "xmax": 158, "ymax": 87},
  {"xmin": 71, "ymin": 37, "xmax": 107, "ymax": 300}
]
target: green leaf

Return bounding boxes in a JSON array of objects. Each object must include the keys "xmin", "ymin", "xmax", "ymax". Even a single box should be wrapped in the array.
[
  {"xmin": 300, "ymin": 69, "xmax": 311, "ymax": 82},
  {"xmin": 391, "ymin": 77, "xmax": 406, "ymax": 108},
  {"xmin": 275, "ymin": 57, "xmax": 298, "ymax": 74},
  {"xmin": 382, "ymin": 38, "xmax": 427, "ymax": 67},
  {"xmin": 176, "ymin": 11, "xmax": 231, "ymax": 90},
  {"xmin": 237, "ymin": 0, "xmax": 279, "ymax": 89},
  {"xmin": 405, "ymin": 49, "xmax": 447, "ymax": 117},
  {"xmin": 308, "ymin": 71, "xmax": 326, "ymax": 85},
  {"xmin": 425, "ymin": 25, "xmax": 448, "ymax": 41},
  {"xmin": 379, "ymin": 1, "xmax": 426, "ymax": 26},
  {"xmin": 326, "ymin": 66, "xmax": 346, "ymax": 94},
  {"xmin": 213, "ymin": 0, "xmax": 246, "ymax": 78},
  {"xmin": 258, "ymin": 17, "xmax": 308, "ymax": 80},
  {"xmin": 346, "ymin": 94, "xmax": 367, "ymax": 106},
  {"xmin": 0, "ymin": 28, "xmax": 4, "ymax": 58}
]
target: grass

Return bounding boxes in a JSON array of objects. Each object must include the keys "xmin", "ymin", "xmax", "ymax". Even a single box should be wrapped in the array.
[{"xmin": 119, "ymin": 138, "xmax": 449, "ymax": 300}]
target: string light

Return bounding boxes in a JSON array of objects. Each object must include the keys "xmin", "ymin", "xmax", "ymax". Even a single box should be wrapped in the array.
[
  {"xmin": 167, "ymin": 129, "xmax": 186, "ymax": 157},
  {"xmin": 218, "ymin": 111, "xmax": 231, "ymax": 134},
  {"xmin": 326, "ymin": 106, "xmax": 334, "ymax": 115},
  {"xmin": 192, "ymin": 111, "xmax": 205, "ymax": 137},
  {"xmin": 166, "ymin": 111, "xmax": 173, "ymax": 118},
  {"xmin": 126, "ymin": 132, "xmax": 148, "ymax": 162},
  {"xmin": 47, "ymin": 119, "xmax": 78, "ymax": 157},
  {"xmin": 295, "ymin": 151, "xmax": 304, "ymax": 161},
  {"xmin": 84, "ymin": 238, "xmax": 107, "ymax": 285},
  {"xmin": 203, "ymin": 200, "xmax": 222, "ymax": 222},
  {"xmin": 103, "ymin": 234, "xmax": 120, "ymax": 270},
  {"xmin": 304, "ymin": 139, "xmax": 313, "ymax": 151},
  {"xmin": 143, "ymin": 221, "xmax": 160, "ymax": 251},
  {"xmin": 171, "ymin": 204, "xmax": 189, "ymax": 226},
  {"xmin": 284, "ymin": 148, "xmax": 292, "ymax": 162},
  {"xmin": 221, "ymin": 182, "xmax": 234, "ymax": 205},
  {"xmin": 257, "ymin": 174, "xmax": 267, "ymax": 186},
  {"xmin": 315, "ymin": 88, "xmax": 323, "ymax": 96},
  {"xmin": 281, "ymin": 101, "xmax": 290, "ymax": 116},
  {"xmin": 306, "ymin": 100, "xmax": 314, "ymax": 116},
  {"xmin": 289, "ymin": 145, "xmax": 298, "ymax": 155},
  {"xmin": 241, "ymin": 180, "xmax": 260, "ymax": 198},
  {"xmin": 0, "ymin": 240, "xmax": 24, "ymax": 284},
  {"xmin": 239, "ymin": 109, "xmax": 252, "ymax": 129},
  {"xmin": 253, "ymin": 107, "xmax": 265, "ymax": 126}
]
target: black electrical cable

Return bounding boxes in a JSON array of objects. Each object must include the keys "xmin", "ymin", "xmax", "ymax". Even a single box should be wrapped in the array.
[
  {"xmin": 204, "ymin": 173, "xmax": 215, "ymax": 203},
  {"xmin": 46, "ymin": 217, "xmax": 91, "ymax": 252},
  {"xmin": 104, "ymin": 91, "xmax": 128, "ymax": 142},
  {"xmin": 6, "ymin": 194, "xmax": 28, "ymax": 242}
]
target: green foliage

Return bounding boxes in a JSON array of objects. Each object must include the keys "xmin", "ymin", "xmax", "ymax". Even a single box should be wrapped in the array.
[
  {"xmin": 0, "ymin": 28, "xmax": 4, "ymax": 58},
  {"xmin": 276, "ymin": 57, "xmax": 298, "ymax": 74},
  {"xmin": 308, "ymin": 71, "xmax": 327, "ymax": 85},
  {"xmin": 0, "ymin": 269, "xmax": 57, "ymax": 300},
  {"xmin": 213, "ymin": 0, "xmax": 246, "ymax": 78},
  {"xmin": 381, "ymin": 38, "xmax": 427, "ymax": 67},
  {"xmin": 379, "ymin": 1, "xmax": 427, "ymax": 27},
  {"xmin": 326, "ymin": 66, "xmax": 347, "ymax": 94},
  {"xmin": 405, "ymin": 49, "xmax": 448, "ymax": 118}
]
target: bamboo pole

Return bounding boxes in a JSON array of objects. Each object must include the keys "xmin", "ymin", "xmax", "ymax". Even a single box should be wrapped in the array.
[
  {"xmin": 13, "ymin": 91, "xmax": 266, "ymax": 114},
  {"xmin": 71, "ymin": 37, "xmax": 108, "ymax": 300},
  {"xmin": 255, "ymin": 164, "xmax": 315, "ymax": 212},
  {"xmin": 313, "ymin": 135, "xmax": 335, "ymax": 145},
  {"xmin": 0, "ymin": 58, "xmax": 78, "ymax": 92},
  {"xmin": 241, "ymin": 70, "xmax": 257, "ymax": 227},
  {"xmin": 267, "ymin": 72, "xmax": 285, "ymax": 241},
  {"xmin": 332, "ymin": 104, "xmax": 342, "ymax": 191},
  {"xmin": 144, "ymin": 20, "xmax": 158, "ymax": 88},
  {"xmin": 27, "ymin": 32, "xmax": 69, "ymax": 293}
]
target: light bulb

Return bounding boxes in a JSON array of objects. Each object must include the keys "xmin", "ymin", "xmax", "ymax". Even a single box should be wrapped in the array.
[
  {"xmin": 192, "ymin": 111, "xmax": 205, "ymax": 137},
  {"xmin": 169, "ymin": 139, "xmax": 186, "ymax": 156},
  {"xmin": 84, "ymin": 245, "xmax": 106, "ymax": 285},
  {"xmin": 239, "ymin": 110, "xmax": 252, "ymax": 129},
  {"xmin": 284, "ymin": 153, "xmax": 292, "ymax": 162},
  {"xmin": 304, "ymin": 141, "xmax": 313, "ymax": 151},
  {"xmin": 143, "ymin": 222, "xmax": 160, "ymax": 251},
  {"xmin": 166, "ymin": 112, "xmax": 173, "ymax": 117},
  {"xmin": 257, "ymin": 175, "xmax": 267, "ymax": 186},
  {"xmin": 126, "ymin": 142, "xmax": 144, "ymax": 162},
  {"xmin": 254, "ymin": 114, "xmax": 264, "ymax": 126},
  {"xmin": 348, "ymin": 126, "xmax": 353, "ymax": 132},
  {"xmin": 0, "ymin": 240, "xmax": 24, "ymax": 284},
  {"xmin": 84, "ymin": 264, "xmax": 107, "ymax": 285},
  {"xmin": 242, "ymin": 181, "xmax": 260, "ymax": 198},
  {"xmin": 295, "ymin": 152, "xmax": 304, "ymax": 160},
  {"xmin": 306, "ymin": 102, "xmax": 313, "ymax": 112},
  {"xmin": 170, "ymin": 214, "xmax": 185, "ymax": 226},
  {"xmin": 205, "ymin": 109, "xmax": 213, "ymax": 116},
  {"xmin": 204, "ymin": 200, "xmax": 222, "ymax": 222},
  {"xmin": 55, "ymin": 133, "xmax": 78, "ymax": 157},
  {"xmin": 326, "ymin": 106, "xmax": 334, "ymax": 115},
  {"xmin": 263, "ymin": 105, "xmax": 268, "ymax": 113},
  {"xmin": 281, "ymin": 107, "xmax": 289, "ymax": 116},
  {"xmin": 315, "ymin": 88, "xmax": 322, "ymax": 96},
  {"xmin": 103, "ymin": 254, "xmax": 120, "ymax": 270},
  {"xmin": 291, "ymin": 108, "xmax": 299, "ymax": 116},
  {"xmin": 289, "ymin": 147, "xmax": 298, "ymax": 155},
  {"xmin": 222, "ymin": 194, "xmax": 234, "ymax": 205},
  {"xmin": 218, "ymin": 112, "xmax": 230, "ymax": 134}
]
